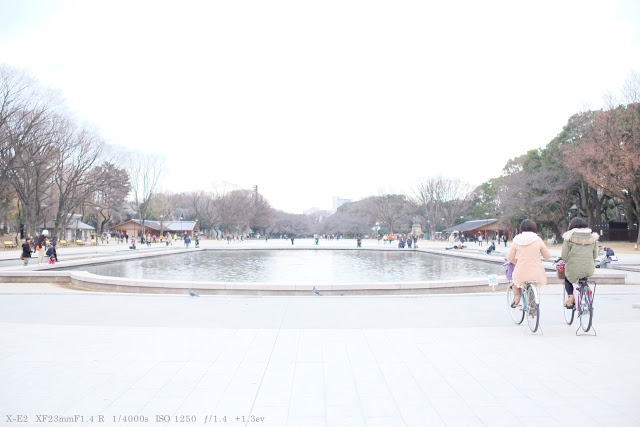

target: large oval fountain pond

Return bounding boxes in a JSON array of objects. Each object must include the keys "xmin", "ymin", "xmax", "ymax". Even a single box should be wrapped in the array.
[{"xmin": 67, "ymin": 250, "xmax": 504, "ymax": 283}]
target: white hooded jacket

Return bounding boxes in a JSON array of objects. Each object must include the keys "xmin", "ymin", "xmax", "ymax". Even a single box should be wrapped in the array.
[{"xmin": 506, "ymin": 232, "xmax": 552, "ymax": 286}]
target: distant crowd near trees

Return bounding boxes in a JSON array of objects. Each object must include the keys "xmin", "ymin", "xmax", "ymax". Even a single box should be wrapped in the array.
[{"xmin": 1, "ymin": 64, "xmax": 640, "ymax": 244}]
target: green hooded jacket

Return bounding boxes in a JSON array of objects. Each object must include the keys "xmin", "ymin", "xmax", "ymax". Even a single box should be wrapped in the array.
[{"xmin": 561, "ymin": 228, "xmax": 599, "ymax": 283}]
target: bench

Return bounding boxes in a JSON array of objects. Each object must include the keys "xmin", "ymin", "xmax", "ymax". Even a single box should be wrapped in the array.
[
  {"xmin": 59, "ymin": 240, "xmax": 68, "ymax": 247},
  {"xmin": 75, "ymin": 240, "xmax": 84, "ymax": 246},
  {"xmin": 3, "ymin": 241, "xmax": 16, "ymax": 249}
]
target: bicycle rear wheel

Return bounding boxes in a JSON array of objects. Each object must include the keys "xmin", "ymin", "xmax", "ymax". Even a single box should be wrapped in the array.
[
  {"xmin": 507, "ymin": 285, "xmax": 524, "ymax": 324},
  {"xmin": 526, "ymin": 285, "xmax": 540, "ymax": 333},
  {"xmin": 579, "ymin": 285, "xmax": 593, "ymax": 332},
  {"xmin": 563, "ymin": 286, "xmax": 575, "ymax": 325}
]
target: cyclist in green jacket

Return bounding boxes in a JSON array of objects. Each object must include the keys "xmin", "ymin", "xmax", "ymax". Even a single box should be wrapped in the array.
[{"xmin": 561, "ymin": 218, "xmax": 599, "ymax": 307}]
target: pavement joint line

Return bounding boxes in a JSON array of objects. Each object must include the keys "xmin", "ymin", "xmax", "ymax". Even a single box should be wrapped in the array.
[
  {"xmin": 362, "ymin": 330, "xmax": 409, "ymax": 426},
  {"xmin": 245, "ymin": 298, "xmax": 289, "ymax": 426}
]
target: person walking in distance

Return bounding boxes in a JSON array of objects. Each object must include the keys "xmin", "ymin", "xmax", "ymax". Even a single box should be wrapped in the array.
[{"xmin": 21, "ymin": 237, "xmax": 32, "ymax": 266}]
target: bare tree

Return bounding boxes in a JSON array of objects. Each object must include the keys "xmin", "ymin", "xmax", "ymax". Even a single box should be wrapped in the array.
[
  {"xmin": 127, "ymin": 152, "xmax": 164, "ymax": 237},
  {"xmin": 190, "ymin": 191, "xmax": 219, "ymax": 237},
  {"xmin": 216, "ymin": 189, "xmax": 253, "ymax": 235},
  {"xmin": 317, "ymin": 199, "xmax": 373, "ymax": 237},
  {"xmin": 3, "ymin": 111, "xmax": 60, "ymax": 237},
  {"xmin": 622, "ymin": 70, "xmax": 640, "ymax": 104},
  {"xmin": 0, "ymin": 65, "xmax": 60, "ymax": 237},
  {"xmin": 414, "ymin": 177, "xmax": 472, "ymax": 240},
  {"xmin": 51, "ymin": 123, "xmax": 110, "ymax": 237},
  {"xmin": 272, "ymin": 211, "xmax": 312, "ymax": 237},
  {"xmin": 94, "ymin": 162, "xmax": 130, "ymax": 234},
  {"xmin": 364, "ymin": 194, "xmax": 412, "ymax": 235},
  {"xmin": 248, "ymin": 191, "xmax": 275, "ymax": 236},
  {"xmin": 148, "ymin": 192, "xmax": 175, "ymax": 236}
]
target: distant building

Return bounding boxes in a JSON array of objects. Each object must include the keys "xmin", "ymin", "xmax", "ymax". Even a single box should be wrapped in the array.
[
  {"xmin": 39, "ymin": 214, "xmax": 95, "ymax": 242},
  {"xmin": 332, "ymin": 196, "xmax": 351, "ymax": 211},
  {"xmin": 444, "ymin": 219, "xmax": 513, "ymax": 241},
  {"xmin": 303, "ymin": 206, "xmax": 321, "ymax": 216},
  {"xmin": 108, "ymin": 219, "xmax": 200, "ymax": 238}
]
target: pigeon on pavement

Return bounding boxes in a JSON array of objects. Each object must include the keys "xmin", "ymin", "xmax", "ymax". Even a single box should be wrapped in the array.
[
  {"xmin": 188, "ymin": 288, "xmax": 199, "ymax": 297},
  {"xmin": 312, "ymin": 286, "xmax": 322, "ymax": 296}
]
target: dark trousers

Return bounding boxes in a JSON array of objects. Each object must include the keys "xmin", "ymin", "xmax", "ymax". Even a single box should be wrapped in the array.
[
  {"xmin": 564, "ymin": 277, "xmax": 587, "ymax": 296},
  {"xmin": 564, "ymin": 278, "xmax": 574, "ymax": 296}
]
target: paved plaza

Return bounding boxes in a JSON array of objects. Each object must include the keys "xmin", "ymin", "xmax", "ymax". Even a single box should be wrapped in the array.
[
  {"xmin": 1, "ymin": 239, "xmax": 640, "ymax": 426},
  {"xmin": 1, "ymin": 284, "xmax": 639, "ymax": 427}
]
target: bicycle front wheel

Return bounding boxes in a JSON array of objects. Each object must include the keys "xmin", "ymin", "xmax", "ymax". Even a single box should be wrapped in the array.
[
  {"xmin": 579, "ymin": 286, "xmax": 593, "ymax": 332},
  {"xmin": 526, "ymin": 285, "xmax": 540, "ymax": 333},
  {"xmin": 563, "ymin": 286, "xmax": 575, "ymax": 325},
  {"xmin": 507, "ymin": 285, "xmax": 524, "ymax": 324}
]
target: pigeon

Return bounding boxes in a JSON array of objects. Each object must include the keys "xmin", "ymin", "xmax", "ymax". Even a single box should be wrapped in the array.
[
  {"xmin": 312, "ymin": 286, "xmax": 322, "ymax": 296},
  {"xmin": 188, "ymin": 288, "xmax": 199, "ymax": 297}
]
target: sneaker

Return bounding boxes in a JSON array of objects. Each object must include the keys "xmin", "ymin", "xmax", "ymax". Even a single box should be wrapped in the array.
[
  {"xmin": 510, "ymin": 286, "xmax": 522, "ymax": 308},
  {"xmin": 564, "ymin": 294, "xmax": 574, "ymax": 308},
  {"xmin": 511, "ymin": 294, "xmax": 521, "ymax": 308}
]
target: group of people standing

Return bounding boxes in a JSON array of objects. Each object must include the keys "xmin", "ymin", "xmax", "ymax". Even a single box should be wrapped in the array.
[
  {"xmin": 381, "ymin": 234, "xmax": 419, "ymax": 248},
  {"xmin": 21, "ymin": 232, "xmax": 58, "ymax": 266},
  {"xmin": 128, "ymin": 232, "xmax": 193, "ymax": 249},
  {"xmin": 506, "ymin": 217, "xmax": 598, "ymax": 308}
]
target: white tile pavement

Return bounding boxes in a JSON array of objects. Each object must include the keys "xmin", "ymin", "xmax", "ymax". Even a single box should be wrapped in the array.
[{"xmin": 1, "ymin": 289, "xmax": 639, "ymax": 427}]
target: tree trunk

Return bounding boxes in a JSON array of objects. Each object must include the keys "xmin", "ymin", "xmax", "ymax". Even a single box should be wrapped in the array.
[
  {"xmin": 551, "ymin": 222, "xmax": 563, "ymax": 244},
  {"xmin": 631, "ymin": 195, "xmax": 640, "ymax": 247},
  {"xmin": 584, "ymin": 183, "xmax": 595, "ymax": 229},
  {"xmin": 597, "ymin": 191, "xmax": 607, "ymax": 222},
  {"xmin": 54, "ymin": 211, "xmax": 62, "ymax": 239}
]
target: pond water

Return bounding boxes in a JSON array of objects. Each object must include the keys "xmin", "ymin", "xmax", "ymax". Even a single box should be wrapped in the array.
[{"xmin": 69, "ymin": 250, "xmax": 504, "ymax": 283}]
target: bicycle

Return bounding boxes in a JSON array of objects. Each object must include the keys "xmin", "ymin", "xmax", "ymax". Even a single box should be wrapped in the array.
[
  {"xmin": 563, "ymin": 277, "xmax": 596, "ymax": 335},
  {"xmin": 507, "ymin": 280, "xmax": 541, "ymax": 333}
]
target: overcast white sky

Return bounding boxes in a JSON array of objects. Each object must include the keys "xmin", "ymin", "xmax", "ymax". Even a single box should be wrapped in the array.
[{"xmin": 1, "ymin": 0, "xmax": 639, "ymax": 213}]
